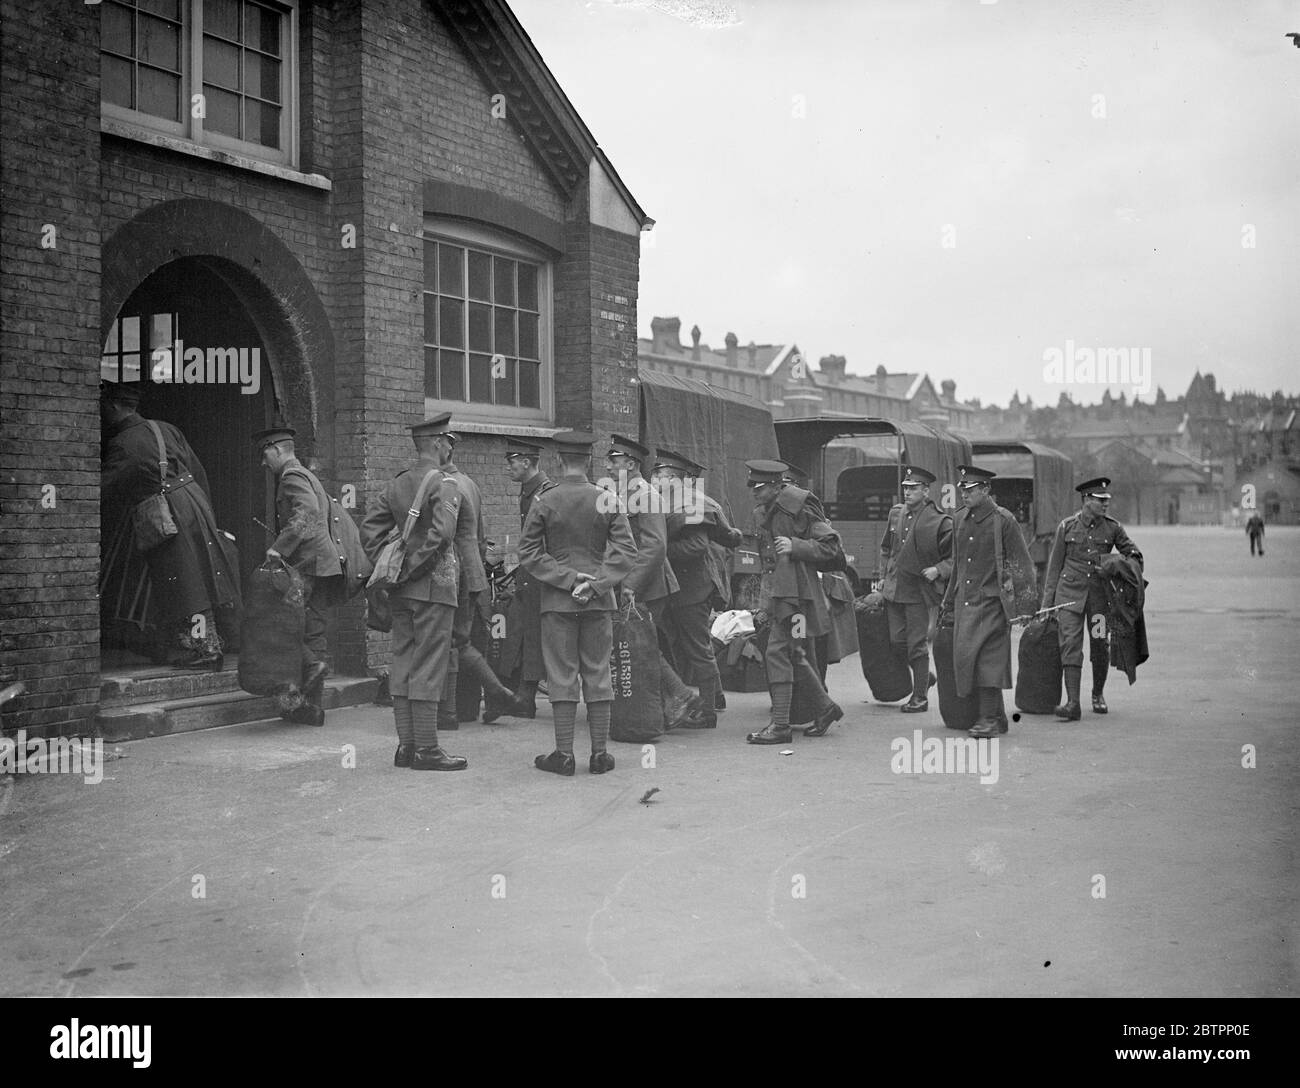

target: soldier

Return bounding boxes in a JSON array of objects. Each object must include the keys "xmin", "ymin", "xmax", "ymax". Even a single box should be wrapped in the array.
[
  {"xmin": 939, "ymin": 466, "xmax": 1038, "ymax": 738},
  {"xmin": 433, "ymin": 421, "xmax": 530, "ymax": 725},
  {"xmin": 491, "ymin": 439, "xmax": 555, "ymax": 716},
  {"xmin": 254, "ymin": 426, "xmax": 346, "ymax": 726},
  {"xmin": 1246, "ymin": 511, "xmax": 1265, "ymax": 557},
  {"xmin": 880, "ymin": 466, "xmax": 953, "ymax": 713},
  {"xmin": 744, "ymin": 459, "xmax": 844, "ymax": 745},
  {"xmin": 518, "ymin": 432, "xmax": 637, "ymax": 776},
  {"xmin": 651, "ymin": 448, "xmax": 743, "ymax": 731},
  {"xmin": 360, "ymin": 413, "xmax": 466, "ymax": 771},
  {"xmin": 100, "ymin": 381, "xmax": 241, "ymax": 669},
  {"xmin": 603, "ymin": 435, "xmax": 700, "ymax": 731},
  {"xmin": 1041, "ymin": 476, "xmax": 1143, "ymax": 720}
]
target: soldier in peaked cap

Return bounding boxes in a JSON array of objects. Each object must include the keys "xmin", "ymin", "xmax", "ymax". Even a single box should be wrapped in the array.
[
  {"xmin": 254, "ymin": 425, "xmax": 346, "ymax": 726},
  {"xmin": 651, "ymin": 447, "xmax": 743, "ymax": 730},
  {"xmin": 492, "ymin": 438, "xmax": 555, "ymax": 716},
  {"xmin": 360, "ymin": 413, "xmax": 466, "ymax": 771},
  {"xmin": 518, "ymin": 431, "xmax": 637, "ymax": 775},
  {"xmin": 939, "ymin": 465, "xmax": 1038, "ymax": 738},
  {"xmin": 428, "ymin": 417, "xmax": 531, "ymax": 726},
  {"xmin": 603, "ymin": 434, "xmax": 706, "ymax": 731},
  {"xmin": 879, "ymin": 465, "xmax": 953, "ymax": 713},
  {"xmin": 1042, "ymin": 476, "xmax": 1142, "ymax": 720},
  {"xmin": 744, "ymin": 459, "xmax": 844, "ymax": 745}
]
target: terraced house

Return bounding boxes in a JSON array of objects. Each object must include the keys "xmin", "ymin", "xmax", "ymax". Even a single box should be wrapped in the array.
[{"xmin": 0, "ymin": 0, "xmax": 650, "ymax": 736}]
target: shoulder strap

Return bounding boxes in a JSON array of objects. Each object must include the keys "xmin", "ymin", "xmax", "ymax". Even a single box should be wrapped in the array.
[
  {"xmin": 401, "ymin": 468, "xmax": 442, "ymax": 545},
  {"xmin": 145, "ymin": 420, "xmax": 167, "ymax": 493}
]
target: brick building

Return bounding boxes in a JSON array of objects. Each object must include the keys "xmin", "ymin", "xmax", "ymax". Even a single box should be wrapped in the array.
[
  {"xmin": 0, "ymin": 0, "xmax": 649, "ymax": 736},
  {"xmin": 638, "ymin": 315, "xmax": 974, "ymax": 430}
]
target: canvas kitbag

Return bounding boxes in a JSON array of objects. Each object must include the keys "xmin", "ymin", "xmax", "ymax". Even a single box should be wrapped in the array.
[
  {"xmin": 365, "ymin": 468, "xmax": 442, "ymax": 633},
  {"xmin": 285, "ymin": 467, "xmax": 374, "ymax": 601},
  {"xmin": 131, "ymin": 420, "xmax": 179, "ymax": 552},
  {"xmin": 609, "ymin": 599, "xmax": 665, "ymax": 742}
]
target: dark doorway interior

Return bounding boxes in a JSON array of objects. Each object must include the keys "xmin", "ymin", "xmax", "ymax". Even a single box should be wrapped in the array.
[{"xmin": 100, "ymin": 258, "xmax": 278, "ymax": 658}]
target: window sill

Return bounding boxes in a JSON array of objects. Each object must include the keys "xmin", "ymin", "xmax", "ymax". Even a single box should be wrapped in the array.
[
  {"xmin": 101, "ymin": 118, "xmax": 332, "ymax": 191},
  {"xmin": 430, "ymin": 419, "xmax": 561, "ymax": 440}
]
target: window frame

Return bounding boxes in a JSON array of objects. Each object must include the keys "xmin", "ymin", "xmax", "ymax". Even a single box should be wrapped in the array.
[
  {"xmin": 100, "ymin": 0, "xmax": 299, "ymax": 169},
  {"xmin": 421, "ymin": 218, "xmax": 554, "ymax": 425}
]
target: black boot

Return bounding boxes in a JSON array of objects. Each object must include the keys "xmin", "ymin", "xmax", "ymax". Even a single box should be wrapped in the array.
[
  {"xmin": 412, "ymin": 746, "xmax": 467, "ymax": 771},
  {"xmin": 901, "ymin": 659, "xmax": 930, "ymax": 713},
  {"xmin": 534, "ymin": 750, "xmax": 576, "ymax": 776},
  {"xmin": 1091, "ymin": 661, "xmax": 1108, "ymax": 714},
  {"xmin": 1055, "ymin": 666, "xmax": 1082, "ymax": 721}
]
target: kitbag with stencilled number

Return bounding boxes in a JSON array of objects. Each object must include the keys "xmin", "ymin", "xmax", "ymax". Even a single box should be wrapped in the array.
[{"xmin": 608, "ymin": 600, "xmax": 664, "ymax": 743}]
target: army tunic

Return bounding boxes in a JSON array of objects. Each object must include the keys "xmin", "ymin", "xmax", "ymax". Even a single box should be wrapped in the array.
[
  {"xmin": 662, "ymin": 491, "xmax": 737, "ymax": 686},
  {"xmin": 361, "ymin": 457, "xmax": 461, "ymax": 702},
  {"xmin": 517, "ymin": 475, "xmax": 637, "ymax": 702},
  {"xmin": 750, "ymin": 485, "xmax": 839, "ymax": 684},
  {"xmin": 272, "ymin": 457, "xmax": 345, "ymax": 667},
  {"xmin": 879, "ymin": 499, "xmax": 953, "ymax": 665},
  {"xmin": 621, "ymin": 477, "xmax": 679, "ymax": 625},
  {"xmin": 1042, "ymin": 509, "xmax": 1142, "ymax": 669},
  {"xmin": 942, "ymin": 501, "xmax": 1037, "ymax": 696}
]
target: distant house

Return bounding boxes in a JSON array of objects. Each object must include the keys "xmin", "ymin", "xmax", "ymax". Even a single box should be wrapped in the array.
[{"xmin": 637, "ymin": 316, "xmax": 973, "ymax": 429}]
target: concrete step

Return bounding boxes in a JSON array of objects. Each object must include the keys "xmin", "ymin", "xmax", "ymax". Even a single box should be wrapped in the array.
[
  {"xmin": 96, "ymin": 676, "xmax": 381, "ymax": 743},
  {"xmin": 100, "ymin": 666, "xmax": 242, "ymax": 707}
]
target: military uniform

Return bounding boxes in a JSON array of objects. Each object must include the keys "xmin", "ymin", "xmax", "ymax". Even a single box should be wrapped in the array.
[
  {"xmin": 655, "ymin": 449, "xmax": 742, "ymax": 730},
  {"xmin": 440, "ymin": 443, "xmax": 525, "ymax": 722},
  {"xmin": 100, "ymin": 384, "xmax": 241, "ymax": 666},
  {"xmin": 607, "ymin": 435, "xmax": 705, "ymax": 730},
  {"xmin": 496, "ymin": 445, "xmax": 554, "ymax": 696},
  {"xmin": 940, "ymin": 465, "xmax": 1038, "ymax": 736},
  {"xmin": 744, "ymin": 460, "xmax": 844, "ymax": 744},
  {"xmin": 1042, "ymin": 476, "xmax": 1142, "ymax": 717},
  {"xmin": 252, "ymin": 428, "xmax": 345, "ymax": 727},
  {"xmin": 518, "ymin": 432, "xmax": 637, "ymax": 775},
  {"xmin": 360, "ymin": 413, "xmax": 466, "ymax": 771},
  {"xmin": 879, "ymin": 466, "xmax": 953, "ymax": 711}
]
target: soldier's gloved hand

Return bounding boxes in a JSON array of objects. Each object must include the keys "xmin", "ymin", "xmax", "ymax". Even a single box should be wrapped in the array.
[
  {"xmin": 620, "ymin": 587, "xmax": 635, "ymax": 607},
  {"xmin": 922, "ymin": 566, "xmax": 940, "ymax": 583},
  {"xmin": 854, "ymin": 591, "xmax": 884, "ymax": 614},
  {"xmin": 751, "ymin": 608, "xmax": 770, "ymax": 631},
  {"xmin": 773, "ymin": 535, "xmax": 793, "ymax": 557}
]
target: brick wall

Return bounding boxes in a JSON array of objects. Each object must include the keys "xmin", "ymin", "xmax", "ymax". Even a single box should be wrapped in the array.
[
  {"xmin": 0, "ymin": 1, "xmax": 103, "ymax": 736},
  {"xmin": 1, "ymin": 0, "xmax": 642, "ymax": 708}
]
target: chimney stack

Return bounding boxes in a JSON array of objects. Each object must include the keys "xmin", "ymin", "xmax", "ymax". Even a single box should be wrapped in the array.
[
  {"xmin": 725, "ymin": 331, "xmax": 738, "ymax": 368},
  {"xmin": 818, "ymin": 354, "xmax": 847, "ymax": 383},
  {"xmin": 747, "ymin": 341, "xmax": 758, "ymax": 368},
  {"xmin": 875, "ymin": 364, "xmax": 888, "ymax": 394},
  {"xmin": 941, "ymin": 379, "xmax": 956, "ymax": 401},
  {"xmin": 690, "ymin": 324, "xmax": 701, "ymax": 361},
  {"xmin": 650, "ymin": 316, "xmax": 682, "ymax": 354}
]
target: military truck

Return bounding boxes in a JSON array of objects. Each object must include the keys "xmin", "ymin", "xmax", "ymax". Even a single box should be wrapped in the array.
[
  {"xmin": 773, "ymin": 417, "xmax": 972, "ymax": 591},
  {"xmin": 970, "ymin": 439, "xmax": 1074, "ymax": 578}
]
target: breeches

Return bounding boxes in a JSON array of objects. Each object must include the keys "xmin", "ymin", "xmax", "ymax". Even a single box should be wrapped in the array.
[
  {"xmin": 389, "ymin": 599, "xmax": 455, "ymax": 701},
  {"xmin": 541, "ymin": 611, "xmax": 614, "ymax": 703}
]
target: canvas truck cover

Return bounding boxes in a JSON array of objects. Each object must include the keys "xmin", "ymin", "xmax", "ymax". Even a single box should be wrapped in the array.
[
  {"xmin": 775, "ymin": 417, "xmax": 972, "ymax": 496},
  {"xmin": 637, "ymin": 369, "xmax": 779, "ymax": 526},
  {"xmin": 970, "ymin": 440, "xmax": 1074, "ymax": 535}
]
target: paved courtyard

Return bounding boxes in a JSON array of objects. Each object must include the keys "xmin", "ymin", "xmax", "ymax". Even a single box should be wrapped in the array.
[{"xmin": 1, "ymin": 526, "xmax": 1295, "ymax": 997}]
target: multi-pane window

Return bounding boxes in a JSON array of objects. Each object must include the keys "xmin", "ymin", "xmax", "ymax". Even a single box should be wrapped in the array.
[
  {"xmin": 100, "ymin": 0, "xmax": 293, "ymax": 164},
  {"xmin": 422, "ymin": 235, "xmax": 546, "ymax": 413},
  {"xmin": 102, "ymin": 0, "xmax": 184, "ymax": 123},
  {"xmin": 101, "ymin": 313, "xmax": 178, "ymax": 384},
  {"xmin": 202, "ymin": 0, "xmax": 284, "ymax": 148}
]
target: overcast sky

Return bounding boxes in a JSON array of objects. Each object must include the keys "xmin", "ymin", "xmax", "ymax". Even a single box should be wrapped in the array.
[{"xmin": 509, "ymin": 0, "xmax": 1300, "ymax": 408}]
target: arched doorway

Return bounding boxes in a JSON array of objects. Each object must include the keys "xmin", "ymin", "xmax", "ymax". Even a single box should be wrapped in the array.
[
  {"xmin": 99, "ymin": 257, "xmax": 278, "ymax": 662},
  {"xmin": 98, "ymin": 198, "xmax": 335, "ymax": 671}
]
